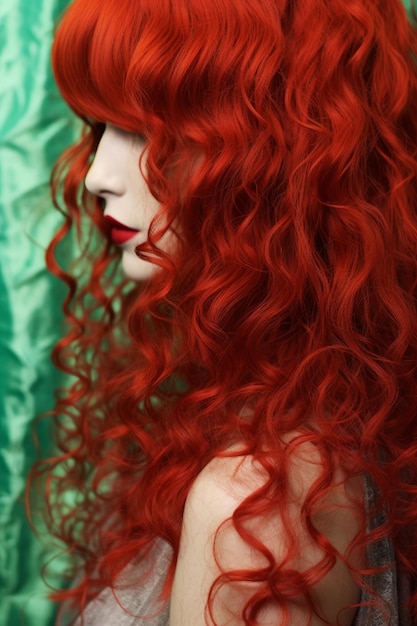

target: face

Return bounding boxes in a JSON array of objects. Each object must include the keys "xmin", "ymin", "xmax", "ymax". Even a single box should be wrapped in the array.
[{"xmin": 85, "ymin": 124, "xmax": 170, "ymax": 281}]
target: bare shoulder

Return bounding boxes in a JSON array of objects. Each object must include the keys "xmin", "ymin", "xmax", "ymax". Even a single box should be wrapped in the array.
[{"xmin": 170, "ymin": 436, "xmax": 363, "ymax": 626}]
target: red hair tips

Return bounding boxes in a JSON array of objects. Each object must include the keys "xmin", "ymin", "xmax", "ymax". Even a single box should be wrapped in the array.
[{"xmin": 34, "ymin": 0, "xmax": 417, "ymax": 622}]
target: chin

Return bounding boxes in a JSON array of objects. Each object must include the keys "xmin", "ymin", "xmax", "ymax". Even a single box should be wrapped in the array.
[{"xmin": 121, "ymin": 252, "xmax": 158, "ymax": 282}]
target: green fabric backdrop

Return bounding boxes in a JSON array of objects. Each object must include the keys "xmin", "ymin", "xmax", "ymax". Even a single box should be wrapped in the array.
[
  {"xmin": 0, "ymin": 1, "xmax": 415, "ymax": 626},
  {"xmin": 0, "ymin": 1, "xmax": 78, "ymax": 624}
]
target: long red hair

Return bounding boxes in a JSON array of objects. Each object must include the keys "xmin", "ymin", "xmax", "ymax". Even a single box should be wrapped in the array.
[{"xmin": 35, "ymin": 0, "xmax": 417, "ymax": 622}]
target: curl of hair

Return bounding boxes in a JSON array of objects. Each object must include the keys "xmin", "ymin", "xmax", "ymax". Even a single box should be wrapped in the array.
[{"xmin": 32, "ymin": 0, "xmax": 417, "ymax": 623}]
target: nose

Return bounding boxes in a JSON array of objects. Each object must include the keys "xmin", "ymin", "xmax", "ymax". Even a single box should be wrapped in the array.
[{"xmin": 85, "ymin": 128, "xmax": 126, "ymax": 197}]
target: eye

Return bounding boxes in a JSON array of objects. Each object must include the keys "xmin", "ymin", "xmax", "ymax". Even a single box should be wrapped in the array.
[
  {"xmin": 113, "ymin": 125, "xmax": 147, "ymax": 143},
  {"xmin": 94, "ymin": 122, "xmax": 106, "ymax": 143},
  {"xmin": 86, "ymin": 122, "xmax": 106, "ymax": 165}
]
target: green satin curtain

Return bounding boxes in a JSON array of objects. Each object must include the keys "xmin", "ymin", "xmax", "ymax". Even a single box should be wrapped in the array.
[{"xmin": 0, "ymin": 1, "xmax": 79, "ymax": 624}]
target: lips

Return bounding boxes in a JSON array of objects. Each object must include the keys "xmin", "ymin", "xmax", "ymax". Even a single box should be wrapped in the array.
[{"xmin": 104, "ymin": 216, "xmax": 140, "ymax": 245}]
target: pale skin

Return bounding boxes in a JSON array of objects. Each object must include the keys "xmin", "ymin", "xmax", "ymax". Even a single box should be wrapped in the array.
[
  {"xmin": 86, "ymin": 128, "xmax": 363, "ymax": 625},
  {"xmin": 85, "ymin": 124, "xmax": 169, "ymax": 281},
  {"xmin": 170, "ymin": 439, "xmax": 363, "ymax": 626}
]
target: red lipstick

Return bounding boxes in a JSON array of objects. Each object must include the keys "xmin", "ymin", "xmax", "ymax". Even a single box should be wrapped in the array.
[{"xmin": 104, "ymin": 216, "xmax": 139, "ymax": 245}]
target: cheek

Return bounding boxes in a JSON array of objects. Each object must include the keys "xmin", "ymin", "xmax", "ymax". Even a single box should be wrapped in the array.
[
  {"xmin": 130, "ymin": 171, "xmax": 161, "ymax": 224},
  {"xmin": 143, "ymin": 192, "xmax": 162, "ymax": 224}
]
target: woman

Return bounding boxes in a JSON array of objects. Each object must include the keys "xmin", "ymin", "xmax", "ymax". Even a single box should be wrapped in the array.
[{"xmin": 37, "ymin": 0, "xmax": 417, "ymax": 623}]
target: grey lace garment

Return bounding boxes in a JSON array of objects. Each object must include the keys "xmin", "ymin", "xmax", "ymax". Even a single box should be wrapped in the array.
[
  {"xmin": 71, "ymin": 476, "xmax": 412, "ymax": 625},
  {"xmin": 352, "ymin": 473, "xmax": 412, "ymax": 626},
  {"xmin": 71, "ymin": 538, "xmax": 171, "ymax": 626}
]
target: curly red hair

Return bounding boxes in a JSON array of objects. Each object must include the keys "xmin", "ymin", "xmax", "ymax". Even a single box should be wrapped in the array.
[{"xmin": 35, "ymin": 0, "xmax": 417, "ymax": 622}]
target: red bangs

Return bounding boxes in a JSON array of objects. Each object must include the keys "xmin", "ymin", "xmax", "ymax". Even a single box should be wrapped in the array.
[
  {"xmin": 52, "ymin": 0, "xmax": 201, "ymax": 131},
  {"xmin": 52, "ymin": 0, "xmax": 286, "ymax": 139},
  {"xmin": 52, "ymin": 0, "xmax": 149, "ymax": 131}
]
